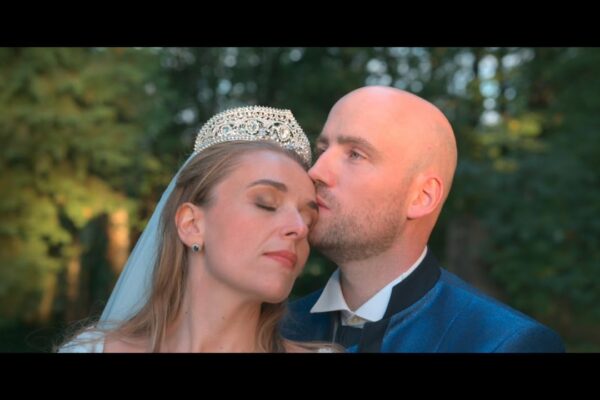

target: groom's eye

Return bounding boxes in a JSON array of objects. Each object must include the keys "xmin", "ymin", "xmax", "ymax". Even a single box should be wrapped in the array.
[
  {"xmin": 314, "ymin": 145, "xmax": 327, "ymax": 157},
  {"xmin": 348, "ymin": 150, "xmax": 365, "ymax": 160}
]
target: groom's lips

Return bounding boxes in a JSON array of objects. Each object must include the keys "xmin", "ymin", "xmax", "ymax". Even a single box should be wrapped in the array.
[{"xmin": 316, "ymin": 196, "xmax": 329, "ymax": 210}]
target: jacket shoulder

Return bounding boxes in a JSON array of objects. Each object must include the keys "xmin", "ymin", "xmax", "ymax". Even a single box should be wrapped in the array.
[{"xmin": 434, "ymin": 270, "xmax": 565, "ymax": 352}]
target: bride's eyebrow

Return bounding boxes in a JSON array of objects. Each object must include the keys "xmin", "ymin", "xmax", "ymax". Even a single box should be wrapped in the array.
[
  {"xmin": 247, "ymin": 179, "xmax": 287, "ymax": 192},
  {"xmin": 247, "ymin": 179, "xmax": 317, "ymax": 211}
]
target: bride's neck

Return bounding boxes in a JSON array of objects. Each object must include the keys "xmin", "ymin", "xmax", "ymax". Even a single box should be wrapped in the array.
[{"xmin": 163, "ymin": 277, "xmax": 263, "ymax": 352}]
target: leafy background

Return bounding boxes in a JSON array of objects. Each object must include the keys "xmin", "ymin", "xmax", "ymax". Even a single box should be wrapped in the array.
[{"xmin": 1, "ymin": 47, "xmax": 598, "ymax": 351}]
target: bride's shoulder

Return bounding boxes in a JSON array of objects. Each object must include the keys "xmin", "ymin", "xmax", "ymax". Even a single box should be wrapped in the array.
[
  {"xmin": 103, "ymin": 336, "xmax": 147, "ymax": 353},
  {"xmin": 58, "ymin": 328, "xmax": 147, "ymax": 353}
]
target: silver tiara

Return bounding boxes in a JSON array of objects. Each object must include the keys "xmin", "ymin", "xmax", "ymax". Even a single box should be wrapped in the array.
[{"xmin": 193, "ymin": 106, "xmax": 312, "ymax": 166}]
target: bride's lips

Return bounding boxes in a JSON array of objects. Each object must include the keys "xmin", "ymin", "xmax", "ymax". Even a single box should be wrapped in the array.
[{"xmin": 264, "ymin": 251, "xmax": 298, "ymax": 269}]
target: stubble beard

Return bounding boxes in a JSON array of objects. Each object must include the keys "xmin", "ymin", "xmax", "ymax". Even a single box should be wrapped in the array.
[{"xmin": 309, "ymin": 190, "xmax": 403, "ymax": 265}]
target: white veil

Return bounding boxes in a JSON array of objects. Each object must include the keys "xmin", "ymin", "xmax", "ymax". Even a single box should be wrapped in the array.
[{"xmin": 99, "ymin": 153, "xmax": 195, "ymax": 327}]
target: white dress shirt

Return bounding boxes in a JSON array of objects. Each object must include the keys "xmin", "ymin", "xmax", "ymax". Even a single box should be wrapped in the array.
[{"xmin": 310, "ymin": 247, "xmax": 427, "ymax": 328}]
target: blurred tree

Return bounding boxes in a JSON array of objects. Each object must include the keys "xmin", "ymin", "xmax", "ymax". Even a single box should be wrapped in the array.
[
  {"xmin": 2, "ymin": 47, "xmax": 598, "ymax": 352},
  {"xmin": 475, "ymin": 48, "xmax": 600, "ymax": 350},
  {"xmin": 0, "ymin": 48, "xmax": 168, "ymax": 328},
  {"xmin": 426, "ymin": 47, "xmax": 600, "ymax": 350}
]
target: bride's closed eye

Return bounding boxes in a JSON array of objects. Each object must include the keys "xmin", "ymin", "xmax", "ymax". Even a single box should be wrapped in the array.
[
  {"xmin": 256, "ymin": 203, "xmax": 277, "ymax": 211},
  {"xmin": 252, "ymin": 190, "xmax": 279, "ymax": 212}
]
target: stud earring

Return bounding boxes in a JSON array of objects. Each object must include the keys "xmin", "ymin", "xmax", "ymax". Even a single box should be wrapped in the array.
[{"xmin": 191, "ymin": 243, "xmax": 203, "ymax": 253}]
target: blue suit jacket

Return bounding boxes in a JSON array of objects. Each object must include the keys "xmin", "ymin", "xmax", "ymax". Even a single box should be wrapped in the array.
[{"xmin": 282, "ymin": 250, "xmax": 565, "ymax": 352}]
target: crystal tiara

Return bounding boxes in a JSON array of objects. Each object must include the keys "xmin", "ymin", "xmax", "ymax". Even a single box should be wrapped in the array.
[{"xmin": 193, "ymin": 106, "xmax": 312, "ymax": 166}]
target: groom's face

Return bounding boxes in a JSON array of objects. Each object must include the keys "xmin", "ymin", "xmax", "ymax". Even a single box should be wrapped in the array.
[{"xmin": 307, "ymin": 95, "xmax": 415, "ymax": 264}]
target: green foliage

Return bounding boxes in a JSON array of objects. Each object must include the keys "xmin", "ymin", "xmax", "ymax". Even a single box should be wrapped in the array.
[
  {"xmin": 2, "ymin": 47, "xmax": 599, "ymax": 351},
  {"xmin": 0, "ymin": 48, "xmax": 165, "ymax": 322},
  {"xmin": 453, "ymin": 49, "xmax": 600, "ymax": 345}
]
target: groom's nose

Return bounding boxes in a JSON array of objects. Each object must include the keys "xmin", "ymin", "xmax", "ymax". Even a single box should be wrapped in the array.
[{"xmin": 309, "ymin": 149, "xmax": 336, "ymax": 187}]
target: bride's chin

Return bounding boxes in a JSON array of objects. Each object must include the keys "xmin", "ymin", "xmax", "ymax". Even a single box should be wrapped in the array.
[{"xmin": 260, "ymin": 288, "xmax": 293, "ymax": 304}]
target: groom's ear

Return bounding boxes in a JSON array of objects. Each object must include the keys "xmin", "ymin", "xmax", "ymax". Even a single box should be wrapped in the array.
[
  {"xmin": 175, "ymin": 202, "xmax": 206, "ymax": 248},
  {"xmin": 406, "ymin": 174, "xmax": 443, "ymax": 220}
]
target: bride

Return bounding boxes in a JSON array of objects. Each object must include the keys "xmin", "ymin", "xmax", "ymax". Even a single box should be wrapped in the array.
[{"xmin": 59, "ymin": 106, "xmax": 336, "ymax": 352}]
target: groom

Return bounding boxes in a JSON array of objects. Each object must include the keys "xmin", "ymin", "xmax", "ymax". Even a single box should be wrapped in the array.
[{"xmin": 282, "ymin": 86, "xmax": 565, "ymax": 352}]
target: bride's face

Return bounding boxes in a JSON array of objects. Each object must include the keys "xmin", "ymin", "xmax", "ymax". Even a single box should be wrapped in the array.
[{"xmin": 201, "ymin": 150, "xmax": 318, "ymax": 303}]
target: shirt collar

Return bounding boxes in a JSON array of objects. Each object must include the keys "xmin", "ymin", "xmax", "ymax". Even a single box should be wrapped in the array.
[{"xmin": 310, "ymin": 247, "xmax": 428, "ymax": 325}]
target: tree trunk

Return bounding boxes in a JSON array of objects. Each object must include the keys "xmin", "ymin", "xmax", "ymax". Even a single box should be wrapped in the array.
[
  {"xmin": 106, "ymin": 208, "xmax": 130, "ymax": 280},
  {"xmin": 445, "ymin": 215, "xmax": 503, "ymax": 300},
  {"xmin": 37, "ymin": 271, "xmax": 58, "ymax": 323},
  {"xmin": 65, "ymin": 242, "xmax": 82, "ymax": 322}
]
